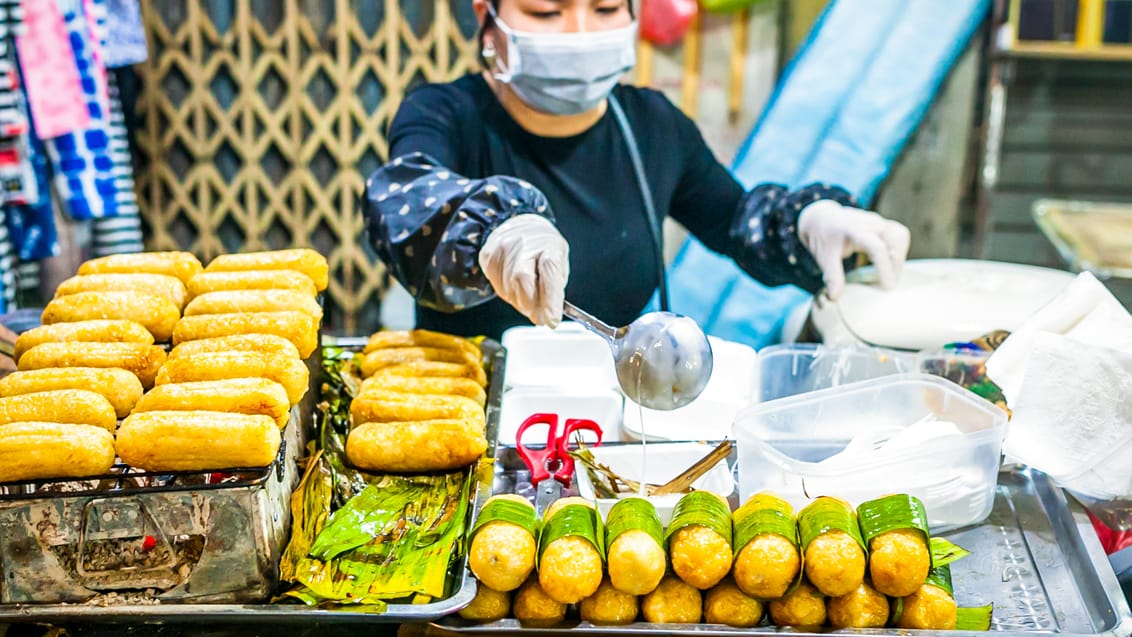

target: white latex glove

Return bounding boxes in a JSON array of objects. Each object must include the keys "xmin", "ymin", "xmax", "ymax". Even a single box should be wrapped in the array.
[
  {"xmin": 479, "ymin": 214, "xmax": 570, "ymax": 327},
  {"xmin": 797, "ymin": 200, "xmax": 911, "ymax": 301}
]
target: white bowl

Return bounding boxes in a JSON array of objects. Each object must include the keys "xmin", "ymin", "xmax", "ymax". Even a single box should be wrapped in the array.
[{"xmin": 574, "ymin": 442, "xmax": 735, "ymax": 526}]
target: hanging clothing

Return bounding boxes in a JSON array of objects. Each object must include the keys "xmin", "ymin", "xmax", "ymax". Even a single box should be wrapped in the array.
[
  {"xmin": 0, "ymin": 206, "xmax": 15, "ymax": 313},
  {"xmin": 15, "ymin": 0, "xmax": 88, "ymax": 139},
  {"xmin": 3, "ymin": 125, "xmax": 58, "ymax": 261},
  {"xmin": 0, "ymin": 0, "xmax": 23, "ymax": 313},
  {"xmin": 42, "ymin": 0, "xmax": 119, "ymax": 221},
  {"xmin": 0, "ymin": 0, "xmax": 36, "ymax": 207},
  {"xmin": 91, "ymin": 70, "xmax": 142, "ymax": 256},
  {"xmin": 89, "ymin": 2, "xmax": 143, "ymax": 256},
  {"xmin": 101, "ymin": 0, "xmax": 146, "ymax": 68}
]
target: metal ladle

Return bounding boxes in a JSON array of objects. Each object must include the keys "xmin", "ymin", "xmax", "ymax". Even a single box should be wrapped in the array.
[{"xmin": 563, "ymin": 301, "xmax": 713, "ymax": 411}]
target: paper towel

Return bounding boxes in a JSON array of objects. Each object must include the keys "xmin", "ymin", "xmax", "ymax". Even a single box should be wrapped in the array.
[
  {"xmin": 986, "ymin": 272, "xmax": 1132, "ymax": 405},
  {"xmin": 1001, "ymin": 332, "xmax": 1132, "ymax": 499}
]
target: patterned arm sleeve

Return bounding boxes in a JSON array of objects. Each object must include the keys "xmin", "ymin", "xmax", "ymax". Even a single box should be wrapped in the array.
[
  {"xmin": 363, "ymin": 152, "xmax": 554, "ymax": 313},
  {"xmin": 728, "ymin": 182, "xmax": 859, "ymax": 292}
]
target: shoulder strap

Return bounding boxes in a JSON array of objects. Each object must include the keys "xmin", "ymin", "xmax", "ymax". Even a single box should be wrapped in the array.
[{"xmin": 608, "ymin": 94, "xmax": 669, "ymax": 313}]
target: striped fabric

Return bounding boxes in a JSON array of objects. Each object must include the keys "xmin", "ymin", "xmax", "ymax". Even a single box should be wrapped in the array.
[
  {"xmin": 15, "ymin": 0, "xmax": 88, "ymax": 139},
  {"xmin": 41, "ymin": 0, "xmax": 118, "ymax": 221},
  {"xmin": 0, "ymin": 0, "xmax": 22, "ymax": 312},
  {"xmin": 90, "ymin": 67, "xmax": 142, "ymax": 256},
  {"xmin": 86, "ymin": 0, "xmax": 142, "ymax": 255},
  {"xmin": 102, "ymin": 0, "xmax": 146, "ymax": 67}
]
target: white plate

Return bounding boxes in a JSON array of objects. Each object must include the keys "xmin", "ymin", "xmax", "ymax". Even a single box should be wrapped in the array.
[{"xmin": 811, "ymin": 259, "xmax": 1076, "ymax": 350}]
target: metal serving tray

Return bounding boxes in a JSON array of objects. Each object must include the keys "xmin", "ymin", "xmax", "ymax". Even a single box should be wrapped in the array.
[
  {"xmin": 0, "ymin": 338, "xmax": 505, "ymax": 624},
  {"xmin": 431, "ymin": 445, "xmax": 1132, "ymax": 637}
]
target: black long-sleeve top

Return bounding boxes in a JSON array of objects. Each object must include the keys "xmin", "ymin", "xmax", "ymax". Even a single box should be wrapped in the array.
[{"xmin": 364, "ymin": 74, "xmax": 854, "ymax": 341}]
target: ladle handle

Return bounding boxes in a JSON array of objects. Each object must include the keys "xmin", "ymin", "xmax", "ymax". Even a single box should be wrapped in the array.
[{"xmin": 563, "ymin": 301, "xmax": 619, "ymax": 343}]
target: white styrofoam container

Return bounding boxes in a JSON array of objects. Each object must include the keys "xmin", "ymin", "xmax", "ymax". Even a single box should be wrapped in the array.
[
  {"xmin": 574, "ymin": 442, "xmax": 735, "ymax": 526},
  {"xmin": 499, "ymin": 387, "xmax": 624, "ymax": 447},
  {"xmin": 500, "ymin": 324, "xmax": 617, "ymax": 391},
  {"xmin": 733, "ymin": 373, "xmax": 1007, "ymax": 532}
]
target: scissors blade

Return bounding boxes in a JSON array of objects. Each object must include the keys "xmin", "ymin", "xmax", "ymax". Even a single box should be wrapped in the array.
[{"xmin": 534, "ymin": 478, "xmax": 563, "ymax": 517}]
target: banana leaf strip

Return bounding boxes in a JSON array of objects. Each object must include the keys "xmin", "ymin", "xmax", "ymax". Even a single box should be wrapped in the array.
[
  {"xmin": 930, "ymin": 536, "xmax": 971, "ymax": 568},
  {"xmin": 471, "ymin": 498, "xmax": 538, "ymax": 541},
  {"xmin": 887, "ymin": 595, "xmax": 904, "ymax": 627},
  {"xmin": 956, "ymin": 603, "xmax": 995, "ymax": 631},
  {"xmin": 732, "ymin": 492, "xmax": 797, "ymax": 556},
  {"xmin": 924, "ymin": 563, "xmax": 955, "ymax": 598},
  {"xmin": 279, "ymin": 449, "xmax": 333, "ymax": 583},
  {"xmin": 857, "ymin": 494, "xmax": 931, "ymax": 563},
  {"xmin": 798, "ymin": 496, "xmax": 867, "ymax": 553},
  {"xmin": 604, "ymin": 497, "xmax": 664, "ymax": 553},
  {"xmin": 666, "ymin": 491, "xmax": 733, "ymax": 547},
  {"xmin": 539, "ymin": 503, "xmax": 604, "ymax": 561}
]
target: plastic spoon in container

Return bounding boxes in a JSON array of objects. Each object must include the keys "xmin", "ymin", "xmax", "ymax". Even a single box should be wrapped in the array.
[{"xmin": 562, "ymin": 301, "xmax": 713, "ymax": 411}]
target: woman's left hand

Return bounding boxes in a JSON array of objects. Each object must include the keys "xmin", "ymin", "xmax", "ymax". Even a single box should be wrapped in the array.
[{"xmin": 797, "ymin": 200, "xmax": 911, "ymax": 301}]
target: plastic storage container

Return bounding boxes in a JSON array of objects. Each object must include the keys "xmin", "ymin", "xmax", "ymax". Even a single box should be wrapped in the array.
[
  {"xmin": 733, "ymin": 373, "xmax": 1007, "ymax": 532},
  {"xmin": 755, "ymin": 344, "xmax": 916, "ymax": 403},
  {"xmin": 755, "ymin": 344, "xmax": 1005, "ymax": 408}
]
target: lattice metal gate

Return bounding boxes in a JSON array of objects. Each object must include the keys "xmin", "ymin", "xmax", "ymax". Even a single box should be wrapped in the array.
[{"xmin": 136, "ymin": 0, "xmax": 481, "ymax": 333}]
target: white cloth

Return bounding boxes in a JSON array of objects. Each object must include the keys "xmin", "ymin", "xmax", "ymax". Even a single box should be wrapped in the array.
[
  {"xmin": 479, "ymin": 214, "xmax": 569, "ymax": 328},
  {"xmin": 987, "ymin": 272, "xmax": 1132, "ymax": 499},
  {"xmin": 797, "ymin": 200, "xmax": 911, "ymax": 300}
]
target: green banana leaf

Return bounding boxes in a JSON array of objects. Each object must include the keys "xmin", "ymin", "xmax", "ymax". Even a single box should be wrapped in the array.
[{"xmin": 278, "ymin": 347, "xmax": 478, "ymax": 607}]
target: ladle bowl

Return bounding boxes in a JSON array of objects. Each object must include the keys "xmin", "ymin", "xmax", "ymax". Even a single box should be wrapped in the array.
[{"xmin": 563, "ymin": 302, "xmax": 713, "ymax": 411}]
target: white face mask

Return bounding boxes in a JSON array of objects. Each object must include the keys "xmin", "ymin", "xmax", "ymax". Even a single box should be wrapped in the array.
[{"xmin": 485, "ymin": 6, "xmax": 637, "ymax": 116}]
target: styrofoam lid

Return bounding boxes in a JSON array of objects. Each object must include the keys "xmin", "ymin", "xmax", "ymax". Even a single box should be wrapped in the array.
[
  {"xmin": 814, "ymin": 259, "xmax": 1076, "ymax": 350},
  {"xmin": 501, "ymin": 323, "xmax": 618, "ymax": 390}
]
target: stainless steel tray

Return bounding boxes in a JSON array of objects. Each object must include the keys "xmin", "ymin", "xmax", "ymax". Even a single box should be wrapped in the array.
[
  {"xmin": 431, "ymin": 446, "xmax": 1132, "ymax": 637},
  {"xmin": 0, "ymin": 408, "xmax": 303, "ymax": 606},
  {"xmin": 0, "ymin": 337, "xmax": 505, "ymax": 625}
]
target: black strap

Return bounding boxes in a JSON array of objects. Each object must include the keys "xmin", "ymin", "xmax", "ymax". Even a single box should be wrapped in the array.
[{"xmin": 608, "ymin": 94, "xmax": 669, "ymax": 313}]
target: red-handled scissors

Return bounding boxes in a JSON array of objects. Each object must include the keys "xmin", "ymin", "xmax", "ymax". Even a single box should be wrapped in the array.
[{"xmin": 515, "ymin": 413, "xmax": 603, "ymax": 515}]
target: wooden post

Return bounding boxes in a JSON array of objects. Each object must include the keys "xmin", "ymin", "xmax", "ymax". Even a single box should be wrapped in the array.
[
  {"xmin": 680, "ymin": 12, "xmax": 702, "ymax": 118},
  {"xmin": 728, "ymin": 9, "xmax": 749, "ymax": 123}
]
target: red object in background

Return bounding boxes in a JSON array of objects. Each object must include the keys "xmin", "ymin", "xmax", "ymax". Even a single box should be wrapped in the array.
[
  {"xmin": 640, "ymin": 0, "xmax": 698, "ymax": 47},
  {"xmin": 1090, "ymin": 510, "xmax": 1132, "ymax": 554}
]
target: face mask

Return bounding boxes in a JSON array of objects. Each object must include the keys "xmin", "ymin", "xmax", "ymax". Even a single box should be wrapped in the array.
[{"xmin": 485, "ymin": 6, "xmax": 637, "ymax": 116}]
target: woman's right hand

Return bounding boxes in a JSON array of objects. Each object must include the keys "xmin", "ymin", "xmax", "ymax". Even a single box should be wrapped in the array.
[{"xmin": 479, "ymin": 214, "xmax": 570, "ymax": 328}]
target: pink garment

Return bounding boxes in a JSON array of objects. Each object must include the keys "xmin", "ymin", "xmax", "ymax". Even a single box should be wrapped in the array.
[{"xmin": 15, "ymin": 0, "xmax": 89, "ymax": 139}]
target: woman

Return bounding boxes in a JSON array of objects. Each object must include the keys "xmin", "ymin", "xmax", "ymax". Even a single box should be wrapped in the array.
[{"xmin": 365, "ymin": 0, "xmax": 910, "ymax": 341}]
